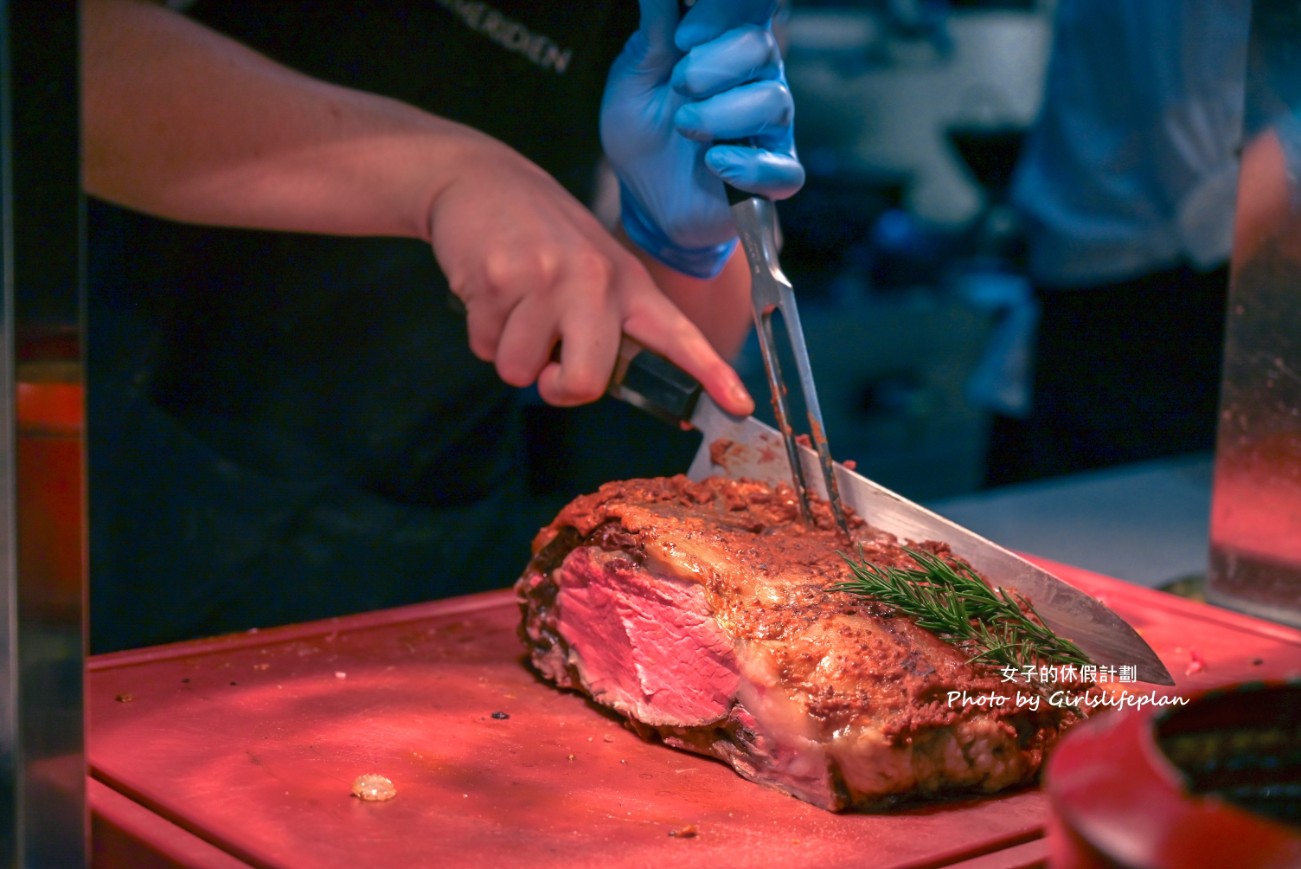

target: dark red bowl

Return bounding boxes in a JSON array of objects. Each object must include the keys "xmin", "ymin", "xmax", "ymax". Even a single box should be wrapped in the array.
[{"xmin": 1045, "ymin": 680, "xmax": 1301, "ymax": 868}]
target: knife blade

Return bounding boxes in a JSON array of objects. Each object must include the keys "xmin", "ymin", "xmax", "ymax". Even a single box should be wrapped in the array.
[{"xmin": 608, "ymin": 349, "xmax": 1175, "ymax": 685}]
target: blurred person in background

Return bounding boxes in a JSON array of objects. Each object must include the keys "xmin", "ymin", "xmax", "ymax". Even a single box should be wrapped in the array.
[
  {"xmin": 81, "ymin": 0, "xmax": 803, "ymax": 651},
  {"xmin": 984, "ymin": 0, "xmax": 1250, "ymax": 487}
]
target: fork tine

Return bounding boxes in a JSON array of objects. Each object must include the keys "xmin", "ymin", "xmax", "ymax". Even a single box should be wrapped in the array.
[
  {"xmin": 753, "ymin": 306, "xmax": 816, "ymax": 524},
  {"xmin": 732, "ymin": 196, "xmax": 849, "ymax": 533}
]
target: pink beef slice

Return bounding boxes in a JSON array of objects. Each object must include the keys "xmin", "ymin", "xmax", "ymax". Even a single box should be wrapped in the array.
[
  {"xmin": 515, "ymin": 475, "xmax": 1089, "ymax": 812},
  {"xmin": 549, "ymin": 545, "xmax": 740, "ymax": 727}
]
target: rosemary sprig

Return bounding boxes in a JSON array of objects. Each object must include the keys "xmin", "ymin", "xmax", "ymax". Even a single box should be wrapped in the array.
[{"xmin": 832, "ymin": 546, "xmax": 1093, "ymax": 674}]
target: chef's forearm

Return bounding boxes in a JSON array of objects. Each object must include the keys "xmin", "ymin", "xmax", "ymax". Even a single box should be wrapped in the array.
[
  {"xmin": 627, "ymin": 244, "xmax": 753, "ymax": 360},
  {"xmin": 80, "ymin": 0, "xmax": 471, "ymax": 242}
]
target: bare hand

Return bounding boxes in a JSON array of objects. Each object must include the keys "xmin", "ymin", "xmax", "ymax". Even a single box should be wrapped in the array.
[{"xmin": 429, "ymin": 137, "xmax": 754, "ymax": 415}]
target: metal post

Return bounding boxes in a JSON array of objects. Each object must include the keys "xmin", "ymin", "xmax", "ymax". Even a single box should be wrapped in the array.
[
  {"xmin": 1207, "ymin": 0, "xmax": 1301, "ymax": 627},
  {"xmin": 1, "ymin": 1, "xmax": 88, "ymax": 865}
]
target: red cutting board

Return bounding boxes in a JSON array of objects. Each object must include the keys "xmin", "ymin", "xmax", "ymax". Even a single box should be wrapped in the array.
[{"xmin": 87, "ymin": 558, "xmax": 1301, "ymax": 869}]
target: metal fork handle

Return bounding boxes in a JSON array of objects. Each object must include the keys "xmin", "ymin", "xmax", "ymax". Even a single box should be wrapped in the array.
[{"xmin": 730, "ymin": 196, "xmax": 849, "ymax": 533}]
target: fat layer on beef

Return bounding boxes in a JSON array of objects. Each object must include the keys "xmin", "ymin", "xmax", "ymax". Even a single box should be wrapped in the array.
[{"xmin": 515, "ymin": 475, "xmax": 1087, "ymax": 811}]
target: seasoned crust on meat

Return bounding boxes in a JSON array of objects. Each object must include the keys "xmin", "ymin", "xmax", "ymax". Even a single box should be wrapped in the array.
[{"xmin": 516, "ymin": 475, "xmax": 1089, "ymax": 811}]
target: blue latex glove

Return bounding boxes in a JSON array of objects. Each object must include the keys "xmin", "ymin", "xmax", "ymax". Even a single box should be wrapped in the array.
[{"xmin": 601, "ymin": 0, "xmax": 805, "ymax": 278}]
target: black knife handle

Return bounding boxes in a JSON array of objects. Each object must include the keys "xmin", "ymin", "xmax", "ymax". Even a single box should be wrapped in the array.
[
  {"xmin": 607, "ymin": 340, "xmax": 702, "ymax": 428},
  {"xmin": 449, "ymin": 292, "xmax": 702, "ymax": 428}
]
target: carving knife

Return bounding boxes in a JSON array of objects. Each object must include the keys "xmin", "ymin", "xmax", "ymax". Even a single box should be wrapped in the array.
[
  {"xmin": 608, "ymin": 350, "xmax": 1176, "ymax": 686},
  {"xmin": 444, "ymin": 234, "xmax": 1173, "ymax": 681}
]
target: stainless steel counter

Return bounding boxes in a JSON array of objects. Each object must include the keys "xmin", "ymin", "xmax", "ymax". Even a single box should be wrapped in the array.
[{"xmin": 929, "ymin": 453, "xmax": 1213, "ymax": 589}]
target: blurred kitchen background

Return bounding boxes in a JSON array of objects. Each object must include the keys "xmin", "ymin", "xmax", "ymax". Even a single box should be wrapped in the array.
[{"xmin": 755, "ymin": 0, "xmax": 1048, "ymax": 500}]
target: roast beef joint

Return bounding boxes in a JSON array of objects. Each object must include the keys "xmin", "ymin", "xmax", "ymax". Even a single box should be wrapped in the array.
[{"xmin": 515, "ymin": 475, "xmax": 1091, "ymax": 811}]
